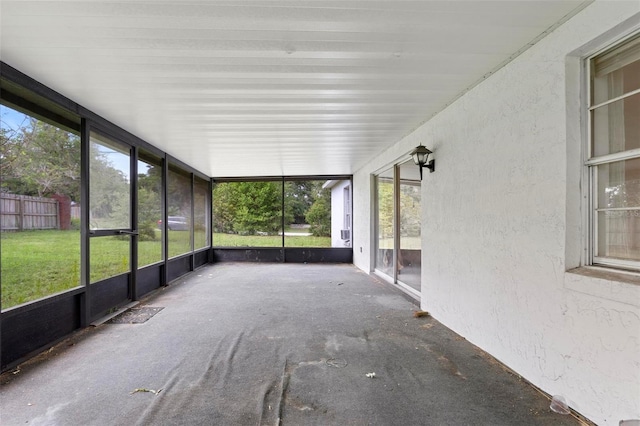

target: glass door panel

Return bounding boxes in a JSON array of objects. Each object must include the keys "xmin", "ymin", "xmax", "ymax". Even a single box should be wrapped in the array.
[
  {"xmin": 0, "ymin": 105, "xmax": 82, "ymax": 310},
  {"xmin": 90, "ymin": 236, "xmax": 130, "ymax": 283},
  {"xmin": 194, "ymin": 177, "xmax": 210, "ymax": 250},
  {"xmin": 375, "ymin": 169, "xmax": 395, "ymax": 277},
  {"xmin": 212, "ymin": 181, "xmax": 283, "ymax": 247},
  {"xmin": 89, "ymin": 133, "xmax": 131, "ymax": 230},
  {"xmin": 374, "ymin": 162, "xmax": 422, "ymax": 299},
  {"xmin": 89, "ymin": 131, "xmax": 133, "ymax": 284},
  {"xmin": 398, "ymin": 161, "xmax": 421, "ymax": 292},
  {"xmin": 167, "ymin": 167, "xmax": 193, "ymax": 257},
  {"xmin": 284, "ymin": 179, "xmax": 332, "ymax": 248},
  {"xmin": 137, "ymin": 152, "xmax": 163, "ymax": 267}
]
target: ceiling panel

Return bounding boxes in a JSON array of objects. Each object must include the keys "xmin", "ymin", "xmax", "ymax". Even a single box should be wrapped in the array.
[{"xmin": 1, "ymin": 1, "xmax": 590, "ymax": 177}]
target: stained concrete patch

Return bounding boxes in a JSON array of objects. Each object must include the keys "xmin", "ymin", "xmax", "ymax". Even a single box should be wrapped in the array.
[{"xmin": 107, "ymin": 306, "xmax": 164, "ymax": 324}]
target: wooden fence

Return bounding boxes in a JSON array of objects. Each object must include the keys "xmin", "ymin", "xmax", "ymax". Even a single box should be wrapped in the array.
[{"xmin": 0, "ymin": 194, "xmax": 59, "ymax": 231}]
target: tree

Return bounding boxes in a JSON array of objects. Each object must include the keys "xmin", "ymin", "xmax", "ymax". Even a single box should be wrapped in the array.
[
  {"xmin": 167, "ymin": 169, "xmax": 191, "ymax": 218},
  {"xmin": 306, "ymin": 196, "xmax": 331, "ymax": 237},
  {"xmin": 234, "ymin": 182, "xmax": 282, "ymax": 235},
  {"xmin": 89, "ymin": 143, "xmax": 130, "ymax": 228},
  {"xmin": 0, "ymin": 116, "xmax": 24, "ymax": 191},
  {"xmin": 212, "ymin": 182, "xmax": 241, "ymax": 233},
  {"xmin": 400, "ymin": 183, "xmax": 421, "ymax": 237},
  {"xmin": 285, "ymin": 181, "xmax": 317, "ymax": 225},
  {"xmin": 137, "ymin": 165, "xmax": 162, "ymax": 226},
  {"xmin": 138, "ymin": 187, "xmax": 161, "ymax": 240},
  {"xmin": 213, "ymin": 181, "xmax": 282, "ymax": 235},
  {"xmin": 1, "ymin": 116, "xmax": 81, "ymax": 200},
  {"xmin": 377, "ymin": 179, "xmax": 394, "ymax": 240}
]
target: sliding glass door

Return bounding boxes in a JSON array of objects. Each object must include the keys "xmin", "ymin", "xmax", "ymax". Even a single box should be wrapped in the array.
[
  {"xmin": 375, "ymin": 169, "xmax": 395, "ymax": 277},
  {"xmin": 374, "ymin": 160, "xmax": 422, "ymax": 298},
  {"xmin": 398, "ymin": 161, "xmax": 421, "ymax": 292}
]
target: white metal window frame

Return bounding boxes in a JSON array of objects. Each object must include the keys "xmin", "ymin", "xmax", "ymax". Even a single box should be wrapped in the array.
[
  {"xmin": 586, "ymin": 31, "xmax": 640, "ymax": 271},
  {"xmin": 343, "ymin": 185, "xmax": 351, "ymax": 232},
  {"xmin": 373, "ymin": 169, "xmax": 396, "ymax": 282}
]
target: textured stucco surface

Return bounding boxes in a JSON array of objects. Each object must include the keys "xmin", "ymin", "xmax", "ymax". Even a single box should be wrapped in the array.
[{"xmin": 352, "ymin": 2, "xmax": 640, "ymax": 424}]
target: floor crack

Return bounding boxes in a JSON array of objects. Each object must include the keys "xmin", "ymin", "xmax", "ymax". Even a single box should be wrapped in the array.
[{"xmin": 275, "ymin": 359, "xmax": 290, "ymax": 425}]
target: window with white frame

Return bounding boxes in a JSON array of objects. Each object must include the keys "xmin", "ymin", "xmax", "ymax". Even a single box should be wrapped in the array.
[
  {"xmin": 344, "ymin": 185, "xmax": 351, "ymax": 232},
  {"xmin": 587, "ymin": 33, "xmax": 640, "ymax": 270}
]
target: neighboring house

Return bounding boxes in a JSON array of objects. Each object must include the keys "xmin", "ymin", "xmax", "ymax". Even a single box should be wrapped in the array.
[{"xmin": 323, "ymin": 180, "xmax": 352, "ymax": 248}]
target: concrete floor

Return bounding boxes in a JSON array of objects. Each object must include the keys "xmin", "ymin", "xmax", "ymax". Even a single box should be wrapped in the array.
[{"xmin": 0, "ymin": 263, "xmax": 582, "ymax": 425}]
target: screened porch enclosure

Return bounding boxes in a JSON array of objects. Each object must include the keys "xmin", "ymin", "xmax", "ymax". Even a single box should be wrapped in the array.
[
  {"xmin": 0, "ymin": 65, "xmax": 352, "ymax": 372},
  {"xmin": 211, "ymin": 178, "xmax": 352, "ymax": 263}
]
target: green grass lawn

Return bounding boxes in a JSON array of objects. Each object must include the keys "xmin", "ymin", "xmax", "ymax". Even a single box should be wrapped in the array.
[
  {"xmin": 1, "ymin": 229, "xmax": 331, "ymax": 310},
  {"xmin": 213, "ymin": 233, "xmax": 330, "ymax": 247},
  {"xmin": 1, "ymin": 230, "xmax": 81, "ymax": 310},
  {"xmin": 0, "ymin": 230, "xmax": 194, "ymax": 310}
]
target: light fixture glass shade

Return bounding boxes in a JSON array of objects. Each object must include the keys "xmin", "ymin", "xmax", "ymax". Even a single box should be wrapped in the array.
[{"xmin": 410, "ymin": 145, "xmax": 432, "ymax": 166}]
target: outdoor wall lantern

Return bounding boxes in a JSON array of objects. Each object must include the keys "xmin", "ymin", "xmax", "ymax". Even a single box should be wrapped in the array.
[{"xmin": 410, "ymin": 145, "xmax": 435, "ymax": 180}]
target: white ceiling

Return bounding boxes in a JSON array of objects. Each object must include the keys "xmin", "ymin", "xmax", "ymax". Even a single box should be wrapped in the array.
[{"xmin": 1, "ymin": 1, "xmax": 590, "ymax": 177}]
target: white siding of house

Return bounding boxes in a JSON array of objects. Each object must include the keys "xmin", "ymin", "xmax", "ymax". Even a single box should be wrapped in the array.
[
  {"xmin": 352, "ymin": 2, "xmax": 640, "ymax": 424},
  {"xmin": 330, "ymin": 180, "xmax": 351, "ymax": 247}
]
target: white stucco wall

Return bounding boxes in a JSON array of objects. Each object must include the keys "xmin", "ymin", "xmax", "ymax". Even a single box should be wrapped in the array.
[{"xmin": 352, "ymin": 2, "xmax": 640, "ymax": 424}]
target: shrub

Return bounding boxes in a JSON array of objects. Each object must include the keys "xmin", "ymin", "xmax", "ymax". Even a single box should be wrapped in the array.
[
  {"xmin": 138, "ymin": 221, "xmax": 157, "ymax": 241},
  {"xmin": 306, "ymin": 198, "xmax": 331, "ymax": 237}
]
